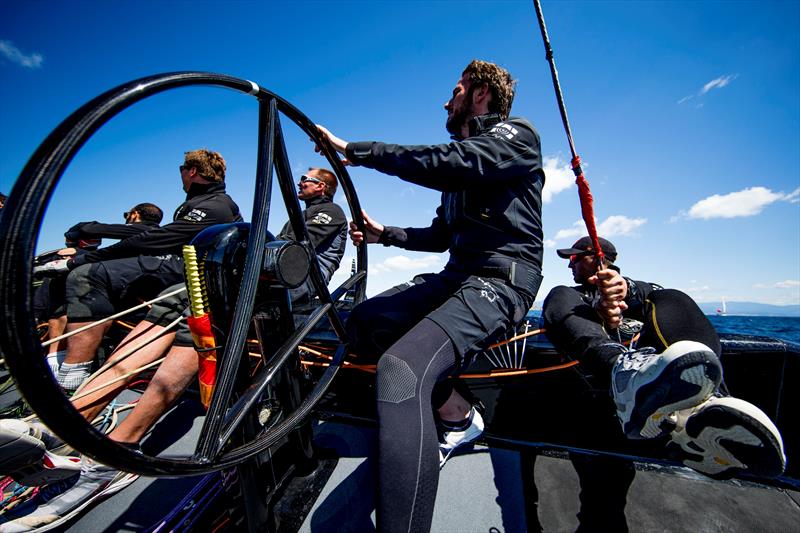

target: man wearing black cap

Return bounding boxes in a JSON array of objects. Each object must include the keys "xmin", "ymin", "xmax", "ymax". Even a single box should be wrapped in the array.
[{"xmin": 542, "ymin": 236, "xmax": 785, "ymax": 483}]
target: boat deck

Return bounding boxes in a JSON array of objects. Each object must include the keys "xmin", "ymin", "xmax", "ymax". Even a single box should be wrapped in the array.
[{"xmin": 63, "ymin": 407, "xmax": 800, "ymax": 532}]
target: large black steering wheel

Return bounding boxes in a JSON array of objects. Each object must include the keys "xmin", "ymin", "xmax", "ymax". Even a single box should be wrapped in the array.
[{"xmin": 0, "ymin": 72, "xmax": 367, "ymax": 476}]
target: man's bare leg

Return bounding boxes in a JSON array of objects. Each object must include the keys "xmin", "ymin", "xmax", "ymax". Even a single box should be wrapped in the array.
[
  {"xmin": 46, "ymin": 316, "xmax": 68, "ymax": 354},
  {"xmin": 108, "ymin": 346, "xmax": 198, "ymax": 444},
  {"xmin": 437, "ymin": 389, "xmax": 472, "ymax": 422},
  {"xmin": 72, "ymin": 322, "xmax": 176, "ymax": 422},
  {"xmin": 62, "ymin": 321, "xmax": 111, "ymax": 365},
  {"xmin": 57, "ymin": 320, "xmax": 113, "ymax": 391}
]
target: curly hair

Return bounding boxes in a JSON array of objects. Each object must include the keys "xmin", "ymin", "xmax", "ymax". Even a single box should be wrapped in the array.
[
  {"xmin": 184, "ymin": 149, "xmax": 226, "ymax": 182},
  {"xmin": 463, "ymin": 60, "xmax": 516, "ymax": 120}
]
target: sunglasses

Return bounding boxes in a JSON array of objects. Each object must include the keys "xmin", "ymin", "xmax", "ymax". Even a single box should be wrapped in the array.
[
  {"xmin": 179, "ymin": 164, "xmax": 191, "ymax": 172},
  {"xmin": 123, "ymin": 211, "xmax": 131, "ymax": 219},
  {"xmin": 568, "ymin": 251, "xmax": 595, "ymax": 263},
  {"xmin": 300, "ymin": 175, "xmax": 323, "ymax": 185}
]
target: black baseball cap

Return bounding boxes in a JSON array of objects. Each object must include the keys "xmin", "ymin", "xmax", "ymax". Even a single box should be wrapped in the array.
[{"xmin": 556, "ymin": 236, "xmax": 617, "ymax": 262}]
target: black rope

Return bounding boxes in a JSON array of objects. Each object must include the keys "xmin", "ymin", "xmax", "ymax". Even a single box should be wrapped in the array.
[{"xmin": 533, "ymin": 0, "xmax": 581, "ymax": 176}]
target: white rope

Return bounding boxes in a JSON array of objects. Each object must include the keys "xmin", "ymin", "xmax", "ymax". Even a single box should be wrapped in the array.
[
  {"xmin": 75, "ymin": 315, "xmax": 184, "ymax": 390},
  {"xmin": 70, "ymin": 356, "xmax": 167, "ymax": 402},
  {"xmin": 42, "ymin": 286, "xmax": 186, "ymax": 347}
]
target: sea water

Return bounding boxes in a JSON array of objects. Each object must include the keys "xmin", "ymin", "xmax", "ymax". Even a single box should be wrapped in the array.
[
  {"xmin": 526, "ymin": 312, "xmax": 800, "ymax": 345},
  {"xmin": 708, "ymin": 315, "xmax": 800, "ymax": 345}
]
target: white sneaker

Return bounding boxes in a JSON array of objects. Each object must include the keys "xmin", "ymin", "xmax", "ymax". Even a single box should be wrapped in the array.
[
  {"xmin": 438, "ymin": 407, "xmax": 484, "ymax": 468},
  {"xmin": 611, "ymin": 341, "xmax": 722, "ymax": 439},
  {"xmin": 668, "ymin": 396, "xmax": 786, "ymax": 479}
]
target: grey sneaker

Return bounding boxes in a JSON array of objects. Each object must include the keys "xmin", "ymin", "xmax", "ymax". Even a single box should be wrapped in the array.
[
  {"xmin": 0, "ymin": 457, "xmax": 138, "ymax": 532},
  {"xmin": 0, "ymin": 420, "xmax": 77, "ymax": 486},
  {"xmin": 438, "ymin": 407, "xmax": 485, "ymax": 468},
  {"xmin": 668, "ymin": 396, "xmax": 786, "ymax": 479},
  {"xmin": 611, "ymin": 340, "xmax": 722, "ymax": 439}
]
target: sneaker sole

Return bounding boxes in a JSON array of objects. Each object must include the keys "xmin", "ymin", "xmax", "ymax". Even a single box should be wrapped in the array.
[
  {"xmin": 668, "ymin": 396, "xmax": 786, "ymax": 479},
  {"xmin": 621, "ymin": 342, "xmax": 721, "ymax": 439}
]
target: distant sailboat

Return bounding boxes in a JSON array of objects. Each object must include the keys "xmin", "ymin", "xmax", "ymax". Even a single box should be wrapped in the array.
[{"xmin": 716, "ymin": 298, "xmax": 728, "ymax": 316}]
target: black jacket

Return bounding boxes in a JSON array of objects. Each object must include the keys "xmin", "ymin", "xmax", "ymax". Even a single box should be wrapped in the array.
[
  {"xmin": 277, "ymin": 196, "xmax": 347, "ymax": 280},
  {"xmin": 71, "ymin": 182, "xmax": 242, "ymax": 267},
  {"xmin": 345, "ymin": 114, "xmax": 545, "ymax": 274},
  {"xmin": 65, "ymin": 220, "xmax": 159, "ymax": 242}
]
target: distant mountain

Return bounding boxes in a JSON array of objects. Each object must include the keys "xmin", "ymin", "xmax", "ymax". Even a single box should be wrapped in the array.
[
  {"xmin": 530, "ymin": 301, "xmax": 800, "ymax": 317},
  {"xmin": 697, "ymin": 301, "xmax": 800, "ymax": 317}
]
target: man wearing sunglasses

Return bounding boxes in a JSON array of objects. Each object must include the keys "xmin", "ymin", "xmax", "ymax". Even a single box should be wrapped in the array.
[
  {"xmin": 276, "ymin": 168, "xmax": 347, "ymax": 304},
  {"xmin": 34, "ymin": 149, "xmax": 242, "ymax": 392},
  {"xmin": 539, "ymin": 236, "xmax": 784, "ymax": 529}
]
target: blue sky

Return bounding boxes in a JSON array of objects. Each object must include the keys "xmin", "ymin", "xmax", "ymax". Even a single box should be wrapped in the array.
[{"xmin": 1, "ymin": 1, "xmax": 798, "ymax": 306}]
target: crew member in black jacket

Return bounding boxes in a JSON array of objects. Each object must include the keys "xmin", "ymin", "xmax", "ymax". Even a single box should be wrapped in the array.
[
  {"xmin": 539, "ymin": 236, "xmax": 785, "ymax": 530},
  {"xmin": 35, "ymin": 203, "xmax": 164, "ymax": 371},
  {"xmin": 35, "ymin": 149, "xmax": 242, "ymax": 391},
  {"xmin": 276, "ymin": 167, "xmax": 347, "ymax": 304},
  {"xmin": 317, "ymin": 60, "xmax": 544, "ymax": 533},
  {"xmin": 63, "ymin": 202, "xmax": 164, "ymax": 246}
]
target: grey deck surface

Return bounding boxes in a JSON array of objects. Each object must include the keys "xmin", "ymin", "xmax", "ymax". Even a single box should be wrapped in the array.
[
  {"xmin": 65, "ymin": 398, "xmax": 208, "ymax": 533},
  {"xmin": 59, "ymin": 412, "xmax": 800, "ymax": 532},
  {"xmin": 301, "ymin": 422, "xmax": 800, "ymax": 533}
]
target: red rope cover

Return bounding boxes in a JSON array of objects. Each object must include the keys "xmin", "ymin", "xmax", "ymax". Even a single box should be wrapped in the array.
[{"xmin": 571, "ymin": 155, "xmax": 605, "ymax": 265}]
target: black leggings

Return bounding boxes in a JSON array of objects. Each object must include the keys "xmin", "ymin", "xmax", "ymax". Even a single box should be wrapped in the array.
[
  {"xmin": 375, "ymin": 318, "xmax": 456, "ymax": 532},
  {"xmin": 543, "ymin": 287, "xmax": 720, "ymax": 381},
  {"xmin": 347, "ymin": 271, "xmax": 532, "ymax": 532}
]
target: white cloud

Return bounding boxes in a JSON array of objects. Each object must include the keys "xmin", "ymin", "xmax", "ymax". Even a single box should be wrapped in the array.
[
  {"xmin": 700, "ymin": 74, "xmax": 737, "ymax": 95},
  {"xmin": 597, "ymin": 215, "xmax": 647, "ymax": 236},
  {"xmin": 681, "ymin": 285, "xmax": 711, "ymax": 293},
  {"xmin": 682, "ymin": 186, "xmax": 799, "ymax": 220},
  {"xmin": 0, "ymin": 40, "xmax": 43, "ymax": 69},
  {"xmin": 541, "ymin": 155, "xmax": 574, "ymax": 203},
  {"xmin": 677, "ymin": 74, "xmax": 737, "ymax": 104},
  {"xmin": 371, "ymin": 254, "xmax": 443, "ymax": 274},
  {"xmin": 754, "ymin": 280, "xmax": 800, "ymax": 290},
  {"xmin": 551, "ymin": 215, "xmax": 647, "ymax": 243}
]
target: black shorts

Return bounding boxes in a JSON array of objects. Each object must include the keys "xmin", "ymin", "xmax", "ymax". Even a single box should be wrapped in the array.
[
  {"xmin": 65, "ymin": 255, "xmax": 184, "ymax": 322},
  {"xmin": 348, "ymin": 269, "xmax": 538, "ymax": 367},
  {"xmin": 145, "ymin": 283, "xmax": 193, "ymax": 347}
]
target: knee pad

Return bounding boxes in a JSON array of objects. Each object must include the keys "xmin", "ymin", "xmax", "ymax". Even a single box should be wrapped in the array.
[{"xmin": 376, "ymin": 354, "xmax": 417, "ymax": 404}]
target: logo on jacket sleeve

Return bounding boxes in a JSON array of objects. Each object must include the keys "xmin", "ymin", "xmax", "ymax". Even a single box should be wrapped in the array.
[
  {"xmin": 182, "ymin": 208, "xmax": 208, "ymax": 222},
  {"xmin": 310, "ymin": 212, "xmax": 333, "ymax": 225},
  {"xmin": 488, "ymin": 122, "xmax": 519, "ymax": 140}
]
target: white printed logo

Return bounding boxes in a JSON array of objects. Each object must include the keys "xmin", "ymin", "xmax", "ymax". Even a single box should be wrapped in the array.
[
  {"xmin": 489, "ymin": 122, "xmax": 519, "ymax": 140},
  {"xmin": 310, "ymin": 213, "xmax": 333, "ymax": 225},
  {"xmin": 477, "ymin": 277, "xmax": 499, "ymax": 303},
  {"xmin": 183, "ymin": 209, "xmax": 208, "ymax": 222}
]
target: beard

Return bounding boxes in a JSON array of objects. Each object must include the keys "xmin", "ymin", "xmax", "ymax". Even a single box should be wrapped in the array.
[
  {"xmin": 445, "ymin": 85, "xmax": 476, "ymax": 137},
  {"xmin": 445, "ymin": 104, "xmax": 472, "ymax": 137}
]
